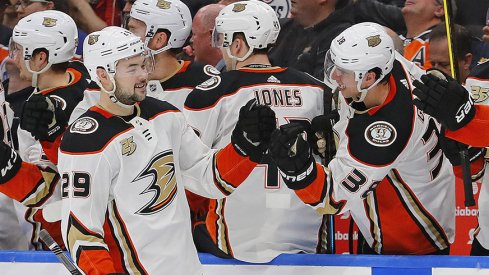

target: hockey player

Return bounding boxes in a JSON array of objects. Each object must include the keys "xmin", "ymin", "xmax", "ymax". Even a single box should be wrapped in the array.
[
  {"xmin": 126, "ymin": 0, "xmax": 224, "ymax": 232},
  {"xmin": 269, "ymin": 22, "xmax": 456, "ymax": 255},
  {"xmin": 183, "ymin": 1, "xmax": 331, "ymax": 262},
  {"xmin": 59, "ymin": 26, "xmax": 276, "ymax": 275},
  {"xmin": 0, "ymin": 10, "xmax": 93, "ymax": 249},
  {"xmin": 413, "ymin": 60, "xmax": 489, "ymax": 255},
  {"xmin": 127, "ymin": 0, "xmax": 220, "ymax": 110}
]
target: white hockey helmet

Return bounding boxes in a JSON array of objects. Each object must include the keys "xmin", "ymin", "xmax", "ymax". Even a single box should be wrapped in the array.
[
  {"xmin": 130, "ymin": 0, "xmax": 192, "ymax": 55},
  {"xmin": 212, "ymin": 0, "xmax": 280, "ymax": 61},
  {"xmin": 324, "ymin": 22, "xmax": 395, "ymax": 102},
  {"xmin": 9, "ymin": 10, "xmax": 78, "ymax": 86},
  {"xmin": 83, "ymin": 26, "xmax": 153, "ymax": 107}
]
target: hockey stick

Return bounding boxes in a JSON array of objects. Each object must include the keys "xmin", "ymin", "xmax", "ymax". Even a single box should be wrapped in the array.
[
  {"xmin": 0, "ymin": 81, "xmax": 13, "ymax": 146},
  {"xmin": 323, "ymin": 87, "xmax": 336, "ymax": 254},
  {"xmin": 442, "ymin": 0, "xmax": 475, "ymax": 206},
  {"xmin": 39, "ymin": 229, "xmax": 83, "ymax": 275}
]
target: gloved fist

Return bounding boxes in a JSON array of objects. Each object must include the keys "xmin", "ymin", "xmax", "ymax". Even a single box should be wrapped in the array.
[
  {"xmin": 21, "ymin": 94, "xmax": 68, "ymax": 142},
  {"xmin": 269, "ymin": 123, "xmax": 317, "ymax": 189},
  {"xmin": 439, "ymin": 131, "xmax": 486, "ymax": 166},
  {"xmin": 231, "ymin": 99, "xmax": 276, "ymax": 163},
  {"xmin": 310, "ymin": 110, "xmax": 339, "ymax": 158},
  {"xmin": 0, "ymin": 142, "xmax": 21, "ymax": 184},
  {"xmin": 413, "ymin": 69, "xmax": 475, "ymax": 131}
]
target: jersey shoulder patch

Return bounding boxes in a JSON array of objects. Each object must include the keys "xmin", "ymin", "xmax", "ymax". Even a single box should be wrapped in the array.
[
  {"xmin": 346, "ymin": 62, "xmax": 414, "ymax": 166},
  {"xmin": 61, "ymin": 110, "xmax": 132, "ymax": 154},
  {"xmin": 162, "ymin": 61, "xmax": 220, "ymax": 91}
]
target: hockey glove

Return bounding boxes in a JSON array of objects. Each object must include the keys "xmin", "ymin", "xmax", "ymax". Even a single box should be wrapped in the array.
[
  {"xmin": 0, "ymin": 142, "xmax": 21, "ymax": 184},
  {"xmin": 309, "ymin": 110, "xmax": 339, "ymax": 158},
  {"xmin": 231, "ymin": 99, "xmax": 276, "ymax": 163},
  {"xmin": 439, "ymin": 131, "xmax": 486, "ymax": 166},
  {"xmin": 269, "ymin": 123, "xmax": 317, "ymax": 189},
  {"xmin": 413, "ymin": 70, "xmax": 475, "ymax": 131},
  {"xmin": 21, "ymin": 94, "xmax": 68, "ymax": 142}
]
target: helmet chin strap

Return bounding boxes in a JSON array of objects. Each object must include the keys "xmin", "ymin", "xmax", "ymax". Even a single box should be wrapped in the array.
[
  {"xmin": 225, "ymin": 46, "xmax": 254, "ymax": 70},
  {"xmin": 101, "ymin": 75, "xmax": 134, "ymax": 109},
  {"xmin": 352, "ymin": 73, "xmax": 384, "ymax": 103},
  {"xmin": 144, "ymin": 31, "xmax": 171, "ymax": 56},
  {"xmin": 25, "ymin": 60, "xmax": 53, "ymax": 87}
]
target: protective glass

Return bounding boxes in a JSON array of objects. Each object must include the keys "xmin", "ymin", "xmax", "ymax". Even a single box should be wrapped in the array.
[
  {"xmin": 211, "ymin": 27, "xmax": 225, "ymax": 48},
  {"xmin": 324, "ymin": 49, "xmax": 360, "ymax": 92},
  {"xmin": 116, "ymin": 51, "xmax": 155, "ymax": 77},
  {"xmin": 8, "ymin": 39, "xmax": 22, "ymax": 60}
]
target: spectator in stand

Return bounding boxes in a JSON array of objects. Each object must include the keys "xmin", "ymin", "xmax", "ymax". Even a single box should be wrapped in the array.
[
  {"xmin": 454, "ymin": 0, "xmax": 489, "ymax": 38},
  {"xmin": 190, "ymin": 3, "xmax": 226, "ymax": 71},
  {"xmin": 67, "ymin": 0, "xmax": 108, "ymax": 33},
  {"xmin": 429, "ymin": 23, "xmax": 473, "ymax": 83},
  {"xmin": 0, "ymin": 0, "xmax": 14, "ymax": 45},
  {"xmin": 121, "ymin": 0, "xmax": 135, "ymax": 27},
  {"xmin": 352, "ymin": 0, "xmax": 457, "ymax": 70},
  {"xmin": 269, "ymin": 0, "xmax": 353, "ymax": 79}
]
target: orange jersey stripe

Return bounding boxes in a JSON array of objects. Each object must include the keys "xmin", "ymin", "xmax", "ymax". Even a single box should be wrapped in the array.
[
  {"xmin": 446, "ymin": 105, "xmax": 489, "ymax": 147},
  {"xmin": 0, "ymin": 162, "xmax": 45, "ymax": 204},
  {"xmin": 376, "ymin": 177, "xmax": 439, "ymax": 254},
  {"xmin": 294, "ymin": 163, "xmax": 327, "ymax": 206},
  {"xmin": 214, "ymin": 144, "xmax": 257, "ymax": 189}
]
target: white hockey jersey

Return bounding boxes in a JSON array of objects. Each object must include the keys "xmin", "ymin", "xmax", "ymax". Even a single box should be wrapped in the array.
[
  {"xmin": 0, "ymin": 62, "xmax": 95, "ymax": 250},
  {"xmin": 59, "ymin": 98, "xmax": 257, "ymax": 275},
  {"xmin": 292, "ymin": 60, "xmax": 456, "ymax": 254},
  {"xmin": 465, "ymin": 60, "xmax": 489, "ymax": 249},
  {"xmin": 184, "ymin": 65, "xmax": 330, "ymax": 262},
  {"xmin": 146, "ymin": 60, "xmax": 219, "ymax": 110}
]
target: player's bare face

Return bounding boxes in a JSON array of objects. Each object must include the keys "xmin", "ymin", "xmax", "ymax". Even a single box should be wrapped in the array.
[
  {"xmin": 9, "ymin": 43, "xmax": 32, "ymax": 81},
  {"xmin": 331, "ymin": 67, "xmax": 360, "ymax": 99},
  {"xmin": 290, "ymin": 0, "xmax": 316, "ymax": 27},
  {"xmin": 402, "ymin": 0, "xmax": 440, "ymax": 16},
  {"xmin": 114, "ymin": 55, "xmax": 149, "ymax": 105},
  {"xmin": 126, "ymin": 17, "xmax": 147, "ymax": 43}
]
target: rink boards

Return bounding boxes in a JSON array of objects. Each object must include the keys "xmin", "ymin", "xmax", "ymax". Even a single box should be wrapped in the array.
[{"xmin": 1, "ymin": 251, "xmax": 489, "ymax": 274}]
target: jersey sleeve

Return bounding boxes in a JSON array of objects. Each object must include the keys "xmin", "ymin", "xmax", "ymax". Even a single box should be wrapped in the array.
[
  {"xmin": 445, "ymin": 105, "xmax": 489, "ymax": 147},
  {"xmin": 59, "ymin": 151, "xmax": 117, "ymax": 275},
  {"xmin": 0, "ymin": 160, "xmax": 58, "ymax": 207},
  {"xmin": 177, "ymin": 115, "xmax": 257, "ymax": 198},
  {"xmin": 183, "ymin": 90, "xmax": 223, "ymax": 147}
]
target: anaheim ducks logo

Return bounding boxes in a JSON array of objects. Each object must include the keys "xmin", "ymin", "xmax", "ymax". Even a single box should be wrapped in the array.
[
  {"xmin": 133, "ymin": 150, "xmax": 177, "ymax": 215},
  {"xmin": 470, "ymin": 85, "xmax": 489, "ymax": 103},
  {"xmin": 366, "ymin": 35, "xmax": 381, "ymax": 47},
  {"xmin": 87, "ymin": 34, "xmax": 99, "ymax": 45},
  {"xmin": 364, "ymin": 121, "xmax": 397, "ymax": 147},
  {"xmin": 232, "ymin": 3, "xmax": 247, "ymax": 12},
  {"xmin": 156, "ymin": 0, "xmax": 171, "ymax": 9},
  {"xmin": 42, "ymin": 17, "xmax": 57, "ymax": 27}
]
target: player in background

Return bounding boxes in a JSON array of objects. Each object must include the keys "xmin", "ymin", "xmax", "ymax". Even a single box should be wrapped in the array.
[
  {"xmin": 126, "ymin": 0, "xmax": 225, "ymax": 232},
  {"xmin": 269, "ymin": 22, "xmax": 456, "ymax": 255},
  {"xmin": 59, "ymin": 26, "xmax": 275, "ymax": 275},
  {"xmin": 0, "ymin": 10, "xmax": 92, "ymax": 249},
  {"xmin": 413, "ymin": 58, "xmax": 489, "ymax": 255},
  {"xmin": 183, "ymin": 1, "xmax": 331, "ymax": 262},
  {"xmin": 127, "ymin": 0, "xmax": 220, "ymax": 110}
]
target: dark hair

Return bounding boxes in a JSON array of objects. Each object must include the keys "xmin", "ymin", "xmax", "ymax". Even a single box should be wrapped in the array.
[
  {"xmin": 367, "ymin": 67, "xmax": 391, "ymax": 85},
  {"xmin": 232, "ymin": 32, "xmax": 273, "ymax": 54},
  {"xmin": 32, "ymin": 48, "xmax": 69, "ymax": 73},
  {"xmin": 156, "ymin": 28, "xmax": 184, "ymax": 55},
  {"xmin": 429, "ymin": 23, "xmax": 472, "ymax": 60}
]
